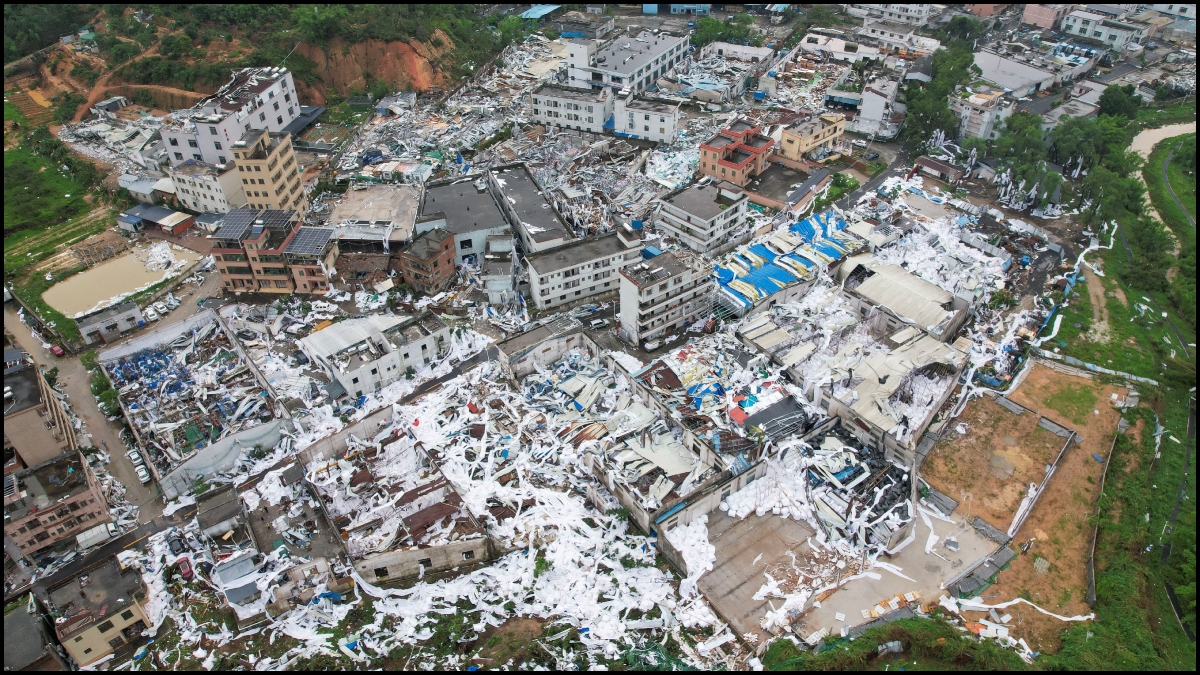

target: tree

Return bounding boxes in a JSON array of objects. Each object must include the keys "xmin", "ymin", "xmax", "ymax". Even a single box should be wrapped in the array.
[
  {"xmin": 497, "ymin": 15, "xmax": 526, "ymax": 47},
  {"xmin": 993, "ymin": 112, "xmax": 1048, "ymax": 181},
  {"xmin": 805, "ymin": 5, "xmax": 837, "ymax": 27},
  {"xmin": 292, "ymin": 5, "xmax": 348, "ymax": 43},
  {"xmin": 1097, "ymin": 84, "xmax": 1141, "ymax": 120}
]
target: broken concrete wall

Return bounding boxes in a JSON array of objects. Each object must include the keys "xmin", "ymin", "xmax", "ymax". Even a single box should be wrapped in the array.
[
  {"xmin": 160, "ymin": 421, "xmax": 283, "ymax": 500},
  {"xmin": 336, "ymin": 252, "xmax": 398, "ymax": 286},
  {"xmin": 295, "ymin": 406, "xmax": 394, "ymax": 467},
  {"xmin": 501, "ymin": 329, "xmax": 600, "ymax": 381},
  {"xmin": 354, "ymin": 536, "xmax": 496, "ymax": 585}
]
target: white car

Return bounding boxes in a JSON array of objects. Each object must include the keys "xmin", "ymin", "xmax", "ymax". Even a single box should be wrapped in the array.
[
  {"xmin": 134, "ymin": 465, "xmax": 152, "ymax": 484},
  {"xmin": 588, "ymin": 318, "xmax": 610, "ymax": 330},
  {"xmin": 644, "ymin": 340, "xmax": 661, "ymax": 352},
  {"xmin": 852, "ymin": 139, "xmax": 868, "ymax": 148},
  {"xmin": 153, "ymin": 301, "xmax": 169, "ymax": 315},
  {"xmin": 143, "ymin": 307, "xmax": 160, "ymax": 322},
  {"xmin": 126, "ymin": 449, "xmax": 145, "ymax": 466}
]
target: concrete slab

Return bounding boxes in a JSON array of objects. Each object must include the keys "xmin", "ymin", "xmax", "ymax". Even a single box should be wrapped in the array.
[
  {"xmin": 800, "ymin": 508, "xmax": 994, "ymax": 638},
  {"xmin": 745, "ymin": 163, "xmax": 810, "ymax": 203},
  {"xmin": 698, "ymin": 509, "xmax": 815, "ymax": 642}
]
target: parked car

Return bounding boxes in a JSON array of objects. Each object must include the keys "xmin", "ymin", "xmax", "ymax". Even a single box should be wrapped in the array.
[
  {"xmin": 864, "ymin": 152, "xmax": 880, "ymax": 161},
  {"xmin": 167, "ymin": 533, "xmax": 187, "ymax": 557},
  {"xmin": 644, "ymin": 340, "xmax": 661, "ymax": 352},
  {"xmin": 49, "ymin": 344, "xmax": 66, "ymax": 357},
  {"xmin": 126, "ymin": 449, "xmax": 145, "ymax": 466},
  {"xmin": 164, "ymin": 294, "xmax": 180, "ymax": 310},
  {"xmin": 144, "ymin": 307, "xmax": 160, "ymax": 322},
  {"xmin": 134, "ymin": 465, "xmax": 152, "ymax": 484},
  {"xmin": 588, "ymin": 318, "xmax": 610, "ymax": 330},
  {"xmin": 176, "ymin": 557, "xmax": 194, "ymax": 581},
  {"xmin": 852, "ymin": 138, "xmax": 868, "ymax": 148},
  {"xmin": 153, "ymin": 302, "xmax": 169, "ymax": 315}
]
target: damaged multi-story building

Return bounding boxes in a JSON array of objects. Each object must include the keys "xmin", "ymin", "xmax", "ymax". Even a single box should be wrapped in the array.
[
  {"xmin": 298, "ymin": 311, "xmax": 450, "ymax": 400},
  {"xmin": 698, "ymin": 120, "xmax": 775, "ymax": 188},
  {"xmin": 417, "ymin": 176, "xmax": 510, "ymax": 267},
  {"xmin": 5, "ymin": 451, "xmax": 110, "ymax": 558},
  {"xmin": 565, "ymin": 31, "xmax": 690, "ymax": 93},
  {"xmin": 526, "ymin": 228, "xmax": 642, "ymax": 310},
  {"xmin": 4, "ymin": 357, "xmax": 78, "ymax": 471},
  {"xmin": 530, "ymin": 83, "xmax": 613, "ymax": 135},
  {"xmin": 777, "ymin": 113, "xmax": 847, "ymax": 163},
  {"xmin": 653, "ymin": 180, "xmax": 750, "ymax": 255},
  {"xmin": 161, "ymin": 67, "xmax": 302, "ymax": 168},
  {"xmin": 212, "ymin": 208, "xmax": 303, "ymax": 294},
  {"xmin": 618, "ymin": 249, "xmax": 714, "ymax": 346}
]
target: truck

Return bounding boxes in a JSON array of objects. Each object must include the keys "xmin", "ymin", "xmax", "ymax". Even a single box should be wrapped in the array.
[{"xmin": 76, "ymin": 522, "xmax": 119, "ymax": 550}]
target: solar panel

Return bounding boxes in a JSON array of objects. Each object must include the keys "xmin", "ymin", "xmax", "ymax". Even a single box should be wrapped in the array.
[
  {"xmin": 286, "ymin": 227, "xmax": 334, "ymax": 256},
  {"xmin": 257, "ymin": 209, "xmax": 298, "ymax": 230}
]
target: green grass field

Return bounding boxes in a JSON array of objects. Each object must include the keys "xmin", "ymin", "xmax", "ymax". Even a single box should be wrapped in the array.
[
  {"xmin": 4, "ymin": 145, "xmax": 91, "ymax": 238},
  {"xmin": 4, "ymin": 99, "xmax": 29, "ymax": 125}
]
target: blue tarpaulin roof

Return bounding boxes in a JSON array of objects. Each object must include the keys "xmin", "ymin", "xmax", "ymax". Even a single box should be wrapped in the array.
[{"xmin": 521, "ymin": 4, "xmax": 561, "ymax": 19}]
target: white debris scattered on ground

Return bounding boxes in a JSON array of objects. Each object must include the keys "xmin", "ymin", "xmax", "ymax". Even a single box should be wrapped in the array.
[{"xmin": 671, "ymin": 516, "xmax": 716, "ymax": 599}]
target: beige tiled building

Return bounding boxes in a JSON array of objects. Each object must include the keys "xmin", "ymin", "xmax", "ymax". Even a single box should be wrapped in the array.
[
  {"xmin": 232, "ymin": 128, "xmax": 309, "ymax": 218},
  {"xmin": 777, "ymin": 113, "xmax": 846, "ymax": 162},
  {"xmin": 4, "ymin": 451, "xmax": 109, "ymax": 557},
  {"xmin": 44, "ymin": 556, "xmax": 150, "ymax": 667},
  {"xmin": 3, "ymin": 360, "xmax": 77, "ymax": 472}
]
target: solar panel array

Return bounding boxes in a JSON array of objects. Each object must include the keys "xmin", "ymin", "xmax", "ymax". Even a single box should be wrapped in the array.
[
  {"xmin": 286, "ymin": 227, "xmax": 334, "ymax": 256},
  {"xmin": 256, "ymin": 209, "xmax": 297, "ymax": 230}
]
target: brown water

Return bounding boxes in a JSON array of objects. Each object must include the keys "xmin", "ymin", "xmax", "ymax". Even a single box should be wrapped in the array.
[{"xmin": 43, "ymin": 246, "xmax": 201, "ymax": 316}]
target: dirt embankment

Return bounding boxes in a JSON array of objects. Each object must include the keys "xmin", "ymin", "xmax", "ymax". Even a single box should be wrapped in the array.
[{"xmin": 295, "ymin": 29, "xmax": 457, "ymax": 104}]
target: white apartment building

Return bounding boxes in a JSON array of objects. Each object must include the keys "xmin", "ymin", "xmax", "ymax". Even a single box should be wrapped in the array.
[
  {"xmin": 1150, "ymin": 4, "xmax": 1194, "ymax": 18},
  {"xmin": 613, "ymin": 91, "xmax": 681, "ymax": 143},
  {"xmin": 298, "ymin": 312, "xmax": 449, "ymax": 400},
  {"xmin": 168, "ymin": 160, "xmax": 247, "ymax": 213},
  {"xmin": 618, "ymin": 249, "xmax": 714, "ymax": 346},
  {"xmin": 852, "ymin": 78, "xmax": 902, "ymax": 139},
  {"xmin": 529, "ymin": 83, "xmax": 613, "ymax": 134},
  {"xmin": 844, "ymin": 4, "xmax": 933, "ymax": 26},
  {"xmin": 948, "ymin": 85, "xmax": 1015, "ymax": 141},
  {"xmin": 654, "ymin": 181, "xmax": 748, "ymax": 254},
  {"xmin": 161, "ymin": 67, "xmax": 301, "ymax": 168},
  {"xmin": 1060, "ymin": 11, "xmax": 1148, "ymax": 49},
  {"xmin": 565, "ymin": 32, "xmax": 690, "ymax": 92},
  {"xmin": 526, "ymin": 229, "xmax": 641, "ymax": 310}
]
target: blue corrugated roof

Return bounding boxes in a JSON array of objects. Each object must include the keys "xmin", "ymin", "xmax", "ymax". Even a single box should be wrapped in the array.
[{"xmin": 521, "ymin": 4, "xmax": 562, "ymax": 19}]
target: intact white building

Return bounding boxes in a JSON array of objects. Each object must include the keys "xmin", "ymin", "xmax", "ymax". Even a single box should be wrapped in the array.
[
  {"xmin": 1060, "ymin": 10, "xmax": 1148, "ymax": 49},
  {"xmin": 298, "ymin": 312, "xmax": 449, "ymax": 400},
  {"xmin": 613, "ymin": 91, "xmax": 681, "ymax": 143},
  {"xmin": 565, "ymin": 32, "xmax": 690, "ymax": 92},
  {"xmin": 654, "ymin": 181, "xmax": 748, "ymax": 254},
  {"xmin": 168, "ymin": 160, "xmax": 248, "ymax": 213},
  {"xmin": 1150, "ymin": 4, "xmax": 1194, "ymax": 19},
  {"xmin": 529, "ymin": 83, "xmax": 613, "ymax": 134},
  {"xmin": 618, "ymin": 249, "xmax": 714, "ymax": 345},
  {"xmin": 844, "ymin": 4, "xmax": 933, "ymax": 26},
  {"xmin": 162, "ymin": 67, "xmax": 301, "ymax": 168},
  {"xmin": 526, "ymin": 229, "xmax": 641, "ymax": 310},
  {"xmin": 949, "ymin": 85, "xmax": 1015, "ymax": 141},
  {"xmin": 852, "ymin": 78, "xmax": 902, "ymax": 138}
]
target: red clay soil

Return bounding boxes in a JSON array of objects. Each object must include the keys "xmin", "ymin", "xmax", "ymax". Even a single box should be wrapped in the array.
[
  {"xmin": 295, "ymin": 29, "xmax": 457, "ymax": 103},
  {"xmin": 958, "ymin": 365, "xmax": 1126, "ymax": 655}
]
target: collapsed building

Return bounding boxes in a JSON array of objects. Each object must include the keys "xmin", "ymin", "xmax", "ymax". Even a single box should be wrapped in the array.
[{"xmin": 99, "ymin": 310, "xmax": 284, "ymax": 499}]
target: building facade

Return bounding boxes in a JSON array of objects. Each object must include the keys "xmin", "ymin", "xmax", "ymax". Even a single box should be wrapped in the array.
[
  {"xmin": 284, "ymin": 226, "xmax": 338, "ymax": 294},
  {"xmin": 44, "ymin": 556, "xmax": 150, "ymax": 667},
  {"xmin": 161, "ymin": 67, "xmax": 301, "ymax": 168},
  {"xmin": 1022, "ymin": 4, "xmax": 1070, "ymax": 29},
  {"xmin": 526, "ymin": 229, "xmax": 641, "ymax": 310},
  {"xmin": 4, "ymin": 363, "xmax": 78, "ymax": 470},
  {"xmin": 530, "ymin": 83, "xmax": 613, "ymax": 135},
  {"xmin": 698, "ymin": 120, "xmax": 775, "ymax": 188},
  {"xmin": 5, "ymin": 452, "xmax": 109, "ymax": 558},
  {"xmin": 212, "ymin": 208, "xmax": 302, "ymax": 294},
  {"xmin": 168, "ymin": 160, "xmax": 248, "ymax": 214},
  {"xmin": 654, "ymin": 181, "xmax": 748, "ymax": 254},
  {"xmin": 612, "ymin": 92, "xmax": 681, "ymax": 143},
  {"xmin": 778, "ymin": 113, "xmax": 846, "ymax": 161},
  {"xmin": 619, "ymin": 250, "xmax": 714, "ymax": 345},
  {"xmin": 1061, "ymin": 11, "xmax": 1148, "ymax": 49},
  {"xmin": 298, "ymin": 312, "xmax": 449, "ymax": 399},
  {"xmin": 397, "ymin": 228, "xmax": 457, "ymax": 294},
  {"xmin": 565, "ymin": 32, "xmax": 690, "ymax": 92},
  {"xmin": 231, "ymin": 128, "xmax": 309, "ymax": 218},
  {"xmin": 949, "ymin": 85, "xmax": 1015, "ymax": 141},
  {"xmin": 844, "ymin": 4, "xmax": 932, "ymax": 26},
  {"xmin": 77, "ymin": 301, "xmax": 145, "ymax": 346}
]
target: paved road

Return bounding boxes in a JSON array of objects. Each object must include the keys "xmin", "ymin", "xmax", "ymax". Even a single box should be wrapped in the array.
[
  {"xmin": 834, "ymin": 147, "xmax": 912, "ymax": 211},
  {"xmin": 1162, "ymin": 139, "xmax": 1197, "ymax": 229},
  {"xmin": 5, "ymin": 520, "xmax": 162, "ymax": 604}
]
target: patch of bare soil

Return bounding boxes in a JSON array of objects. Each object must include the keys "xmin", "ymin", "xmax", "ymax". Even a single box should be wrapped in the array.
[
  {"xmin": 923, "ymin": 396, "xmax": 1063, "ymax": 530},
  {"xmin": 1082, "ymin": 268, "xmax": 1111, "ymax": 344},
  {"xmin": 470, "ymin": 617, "xmax": 546, "ymax": 669},
  {"xmin": 962, "ymin": 365, "xmax": 1127, "ymax": 654}
]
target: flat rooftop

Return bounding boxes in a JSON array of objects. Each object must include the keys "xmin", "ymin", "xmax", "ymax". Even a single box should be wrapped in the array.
[
  {"xmin": 492, "ymin": 165, "xmax": 572, "ymax": 244},
  {"xmin": 662, "ymin": 182, "xmax": 744, "ymax": 220},
  {"xmin": 525, "ymin": 231, "xmax": 629, "ymax": 276},
  {"xmin": 327, "ymin": 185, "xmax": 421, "ymax": 241},
  {"xmin": 745, "ymin": 163, "xmax": 809, "ymax": 202},
  {"xmin": 3, "ymin": 365, "xmax": 42, "ymax": 417},
  {"xmin": 624, "ymin": 97, "xmax": 678, "ymax": 114},
  {"xmin": 421, "ymin": 177, "xmax": 507, "ymax": 236},
  {"xmin": 5, "ymin": 451, "xmax": 87, "ymax": 521},
  {"xmin": 533, "ymin": 83, "xmax": 610, "ymax": 103},
  {"xmin": 621, "ymin": 249, "xmax": 705, "ymax": 288},
  {"xmin": 47, "ymin": 556, "xmax": 143, "ymax": 641},
  {"xmin": 497, "ymin": 316, "xmax": 581, "ymax": 358},
  {"xmin": 594, "ymin": 31, "xmax": 688, "ymax": 76}
]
